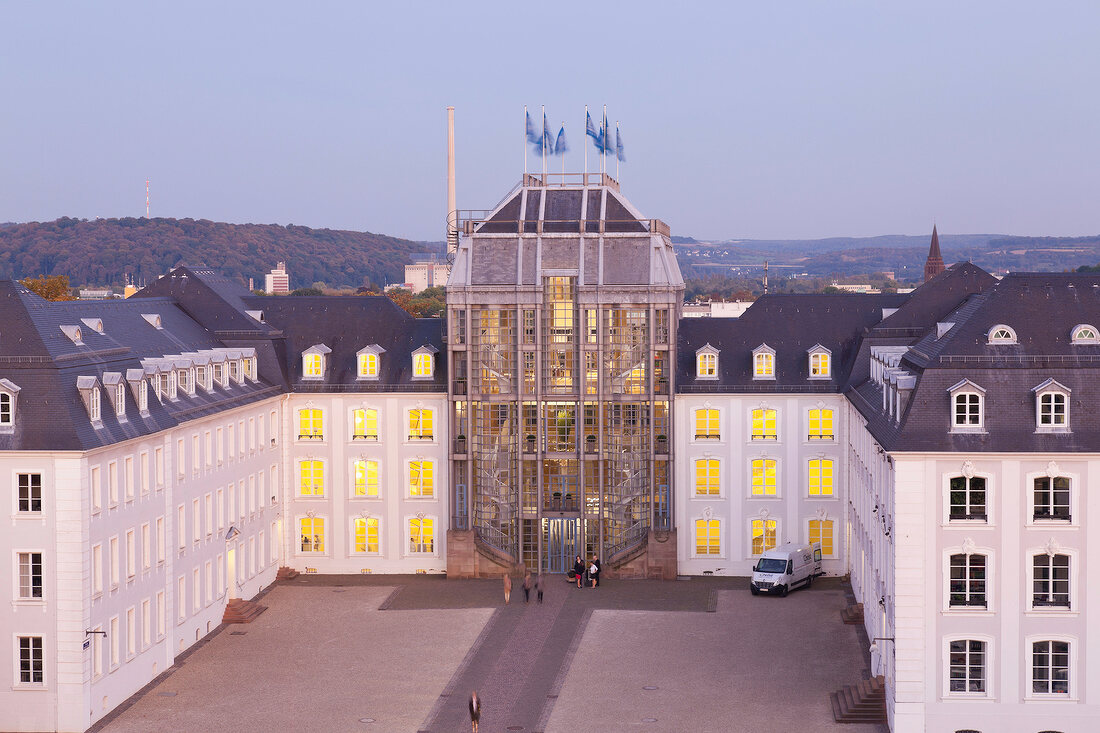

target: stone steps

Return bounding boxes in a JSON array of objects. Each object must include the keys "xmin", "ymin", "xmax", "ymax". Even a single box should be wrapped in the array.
[
  {"xmin": 221, "ymin": 598, "xmax": 268, "ymax": 624},
  {"xmin": 276, "ymin": 566, "xmax": 300, "ymax": 581},
  {"xmin": 840, "ymin": 602, "xmax": 864, "ymax": 625},
  {"xmin": 830, "ymin": 674, "xmax": 886, "ymax": 724}
]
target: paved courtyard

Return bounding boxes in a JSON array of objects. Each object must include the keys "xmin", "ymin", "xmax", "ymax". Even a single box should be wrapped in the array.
[{"xmin": 96, "ymin": 574, "xmax": 886, "ymax": 733}]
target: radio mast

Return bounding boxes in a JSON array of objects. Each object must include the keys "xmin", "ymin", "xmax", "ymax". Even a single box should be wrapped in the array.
[{"xmin": 145, "ymin": 180, "xmax": 150, "ymax": 219}]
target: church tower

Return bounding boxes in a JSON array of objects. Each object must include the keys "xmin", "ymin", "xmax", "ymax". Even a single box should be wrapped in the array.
[{"xmin": 923, "ymin": 225, "xmax": 945, "ymax": 282}]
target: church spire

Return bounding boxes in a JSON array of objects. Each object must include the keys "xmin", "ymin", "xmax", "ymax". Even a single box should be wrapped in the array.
[{"xmin": 923, "ymin": 224, "xmax": 945, "ymax": 282}]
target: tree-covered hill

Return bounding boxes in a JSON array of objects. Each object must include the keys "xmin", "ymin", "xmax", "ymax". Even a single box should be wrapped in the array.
[{"xmin": 0, "ymin": 217, "xmax": 425, "ymax": 289}]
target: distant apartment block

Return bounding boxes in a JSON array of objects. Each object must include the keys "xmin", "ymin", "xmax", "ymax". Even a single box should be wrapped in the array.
[
  {"xmin": 264, "ymin": 262, "xmax": 290, "ymax": 294},
  {"xmin": 404, "ymin": 254, "xmax": 450, "ymax": 293}
]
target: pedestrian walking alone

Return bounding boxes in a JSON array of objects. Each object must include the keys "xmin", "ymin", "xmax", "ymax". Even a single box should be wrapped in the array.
[
  {"xmin": 536, "ymin": 573, "xmax": 544, "ymax": 603},
  {"xmin": 589, "ymin": 555, "xmax": 601, "ymax": 588},
  {"xmin": 469, "ymin": 690, "xmax": 481, "ymax": 733},
  {"xmin": 503, "ymin": 572, "xmax": 512, "ymax": 604},
  {"xmin": 522, "ymin": 571, "xmax": 532, "ymax": 603},
  {"xmin": 573, "ymin": 555, "xmax": 586, "ymax": 588}
]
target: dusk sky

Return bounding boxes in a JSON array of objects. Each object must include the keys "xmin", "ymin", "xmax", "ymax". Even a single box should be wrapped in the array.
[{"xmin": 2, "ymin": 1, "xmax": 1098, "ymax": 243}]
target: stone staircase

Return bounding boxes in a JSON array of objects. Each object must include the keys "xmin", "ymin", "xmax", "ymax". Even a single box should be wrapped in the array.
[
  {"xmin": 221, "ymin": 598, "xmax": 268, "ymax": 624},
  {"xmin": 830, "ymin": 675, "xmax": 886, "ymax": 724},
  {"xmin": 276, "ymin": 566, "xmax": 300, "ymax": 581},
  {"xmin": 840, "ymin": 602, "xmax": 864, "ymax": 625}
]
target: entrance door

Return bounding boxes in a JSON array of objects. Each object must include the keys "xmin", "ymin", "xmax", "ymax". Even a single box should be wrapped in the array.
[{"xmin": 543, "ymin": 518, "xmax": 580, "ymax": 573}]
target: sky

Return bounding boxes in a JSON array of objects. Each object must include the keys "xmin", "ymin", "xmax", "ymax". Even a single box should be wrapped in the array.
[{"xmin": 2, "ymin": 1, "xmax": 1099, "ymax": 243}]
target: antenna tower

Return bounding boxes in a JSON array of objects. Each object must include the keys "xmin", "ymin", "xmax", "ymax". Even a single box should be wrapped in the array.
[{"xmin": 145, "ymin": 180, "xmax": 150, "ymax": 219}]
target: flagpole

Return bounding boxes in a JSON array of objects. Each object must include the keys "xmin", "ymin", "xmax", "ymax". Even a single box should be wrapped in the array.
[
  {"xmin": 616, "ymin": 120, "xmax": 620, "ymax": 181},
  {"xmin": 541, "ymin": 105, "xmax": 547, "ymax": 179},
  {"xmin": 602, "ymin": 105, "xmax": 607, "ymax": 178},
  {"xmin": 583, "ymin": 105, "xmax": 588, "ymax": 182},
  {"xmin": 523, "ymin": 105, "xmax": 528, "ymax": 176}
]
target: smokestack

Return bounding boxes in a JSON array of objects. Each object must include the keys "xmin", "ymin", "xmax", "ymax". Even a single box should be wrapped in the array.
[{"xmin": 446, "ymin": 106, "xmax": 458, "ymax": 255}]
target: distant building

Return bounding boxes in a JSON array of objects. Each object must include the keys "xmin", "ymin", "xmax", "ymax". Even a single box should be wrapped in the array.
[
  {"xmin": 923, "ymin": 224, "xmax": 945, "ymax": 282},
  {"xmin": 404, "ymin": 254, "xmax": 450, "ymax": 293},
  {"xmin": 831, "ymin": 283, "xmax": 880, "ymax": 294},
  {"xmin": 682, "ymin": 301, "xmax": 753, "ymax": 318},
  {"xmin": 383, "ymin": 282, "xmax": 415, "ymax": 293},
  {"xmin": 78, "ymin": 288, "xmax": 113, "ymax": 300},
  {"xmin": 264, "ymin": 262, "xmax": 290, "ymax": 294}
]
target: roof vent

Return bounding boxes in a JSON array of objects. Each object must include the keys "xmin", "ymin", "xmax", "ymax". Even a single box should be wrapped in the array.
[
  {"xmin": 142, "ymin": 313, "xmax": 163, "ymax": 330},
  {"xmin": 60, "ymin": 325, "xmax": 83, "ymax": 345},
  {"xmin": 80, "ymin": 317, "xmax": 105, "ymax": 334},
  {"xmin": 245, "ymin": 310, "xmax": 265, "ymax": 323}
]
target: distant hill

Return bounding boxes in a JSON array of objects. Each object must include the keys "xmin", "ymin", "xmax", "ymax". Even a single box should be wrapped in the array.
[{"xmin": 0, "ymin": 217, "xmax": 421, "ymax": 289}]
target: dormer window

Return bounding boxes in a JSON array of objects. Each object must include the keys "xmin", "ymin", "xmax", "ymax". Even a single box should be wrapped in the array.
[
  {"xmin": 139, "ymin": 379, "xmax": 148, "ymax": 411},
  {"xmin": 229, "ymin": 359, "xmax": 241, "ymax": 383},
  {"xmin": 0, "ymin": 379, "xmax": 21, "ymax": 431},
  {"xmin": 77, "ymin": 376, "xmax": 102, "ymax": 423},
  {"xmin": 124, "ymin": 370, "xmax": 148, "ymax": 413},
  {"xmin": 141, "ymin": 313, "xmax": 162, "ymax": 330},
  {"xmin": 1034, "ymin": 379, "xmax": 1070, "ymax": 432},
  {"xmin": 1070, "ymin": 324, "xmax": 1099, "ymax": 344},
  {"xmin": 357, "ymin": 345, "xmax": 386, "ymax": 380},
  {"xmin": 91, "ymin": 387, "xmax": 101, "ymax": 421},
  {"xmin": 807, "ymin": 345, "xmax": 831, "ymax": 379},
  {"xmin": 302, "ymin": 345, "xmax": 331, "ymax": 381},
  {"xmin": 987, "ymin": 325, "xmax": 1017, "ymax": 344},
  {"xmin": 115, "ymin": 382, "xmax": 126, "ymax": 417},
  {"xmin": 60, "ymin": 325, "xmax": 83, "ymax": 345},
  {"xmin": 195, "ymin": 365, "xmax": 209, "ymax": 391},
  {"xmin": 242, "ymin": 357, "xmax": 256, "ymax": 380},
  {"xmin": 948, "ymin": 379, "xmax": 985, "ymax": 432},
  {"xmin": 412, "ymin": 345, "xmax": 438, "ymax": 380},
  {"xmin": 753, "ymin": 344, "xmax": 775, "ymax": 380},
  {"xmin": 178, "ymin": 368, "xmax": 193, "ymax": 395},
  {"xmin": 156, "ymin": 370, "xmax": 176, "ymax": 401},
  {"xmin": 695, "ymin": 344, "xmax": 719, "ymax": 380},
  {"xmin": 102, "ymin": 373, "xmax": 126, "ymax": 418},
  {"xmin": 212, "ymin": 361, "xmax": 226, "ymax": 387}
]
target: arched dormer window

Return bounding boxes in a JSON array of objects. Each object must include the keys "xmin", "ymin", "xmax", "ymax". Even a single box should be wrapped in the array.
[
  {"xmin": 1033, "ymin": 378, "xmax": 1070, "ymax": 432},
  {"xmin": 0, "ymin": 379, "xmax": 22, "ymax": 431},
  {"xmin": 948, "ymin": 379, "xmax": 986, "ymax": 432},
  {"xmin": 807, "ymin": 344, "xmax": 831, "ymax": 379},
  {"xmin": 412, "ymin": 345, "xmax": 438, "ymax": 380},
  {"xmin": 695, "ymin": 344, "xmax": 719, "ymax": 380},
  {"xmin": 753, "ymin": 344, "xmax": 775, "ymax": 380},
  {"xmin": 357, "ymin": 345, "xmax": 386, "ymax": 380},
  {"xmin": 1070, "ymin": 324, "xmax": 1099, "ymax": 344},
  {"xmin": 302, "ymin": 344, "xmax": 332, "ymax": 381},
  {"xmin": 987, "ymin": 324, "xmax": 1017, "ymax": 344}
]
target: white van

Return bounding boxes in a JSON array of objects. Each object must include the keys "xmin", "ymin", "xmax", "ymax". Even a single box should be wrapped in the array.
[{"xmin": 749, "ymin": 542, "xmax": 822, "ymax": 597}]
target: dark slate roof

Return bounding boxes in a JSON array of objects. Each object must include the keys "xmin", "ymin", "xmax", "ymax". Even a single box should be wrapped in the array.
[
  {"xmin": 872, "ymin": 262, "xmax": 996, "ymax": 335},
  {"xmin": 134, "ymin": 265, "xmax": 281, "ymax": 339},
  {"xmin": 677, "ymin": 293, "xmax": 907, "ymax": 393}
]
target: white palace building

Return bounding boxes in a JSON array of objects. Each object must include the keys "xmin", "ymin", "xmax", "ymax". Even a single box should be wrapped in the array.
[{"xmin": 1, "ymin": 174, "xmax": 1097, "ymax": 733}]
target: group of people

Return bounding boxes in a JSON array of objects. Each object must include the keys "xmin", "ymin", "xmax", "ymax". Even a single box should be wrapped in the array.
[
  {"xmin": 502, "ymin": 571, "xmax": 544, "ymax": 604},
  {"xmin": 500, "ymin": 554, "xmax": 603, "ymax": 606},
  {"xmin": 573, "ymin": 554, "xmax": 600, "ymax": 588}
]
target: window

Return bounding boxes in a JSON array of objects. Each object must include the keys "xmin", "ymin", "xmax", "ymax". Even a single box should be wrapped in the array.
[
  {"xmin": 124, "ymin": 456, "xmax": 134, "ymax": 500},
  {"xmin": 753, "ymin": 346, "xmax": 775, "ymax": 379},
  {"xmin": 178, "ymin": 369, "xmax": 192, "ymax": 395},
  {"xmin": 413, "ymin": 351, "xmax": 434, "ymax": 378},
  {"xmin": 696, "ymin": 351, "xmax": 717, "ymax": 379},
  {"xmin": 410, "ymin": 460, "xmax": 434, "ymax": 497},
  {"xmin": 949, "ymin": 476, "xmax": 986, "ymax": 520},
  {"xmin": 0, "ymin": 392, "xmax": 12, "ymax": 426},
  {"xmin": 299, "ymin": 461, "xmax": 324, "ymax": 496},
  {"xmin": 751, "ymin": 408, "xmax": 776, "ymax": 440},
  {"xmin": 1032, "ymin": 640, "xmax": 1069, "ymax": 695},
  {"xmin": 126, "ymin": 607, "xmax": 136, "ymax": 657},
  {"xmin": 212, "ymin": 362, "xmax": 225, "ymax": 387},
  {"xmin": 808, "ymin": 519, "xmax": 834, "ymax": 555},
  {"xmin": 126, "ymin": 530, "xmax": 135, "ymax": 578},
  {"xmin": 1070, "ymin": 324, "xmax": 1099, "ymax": 344},
  {"xmin": 229, "ymin": 360, "xmax": 241, "ymax": 383},
  {"xmin": 751, "ymin": 519, "xmax": 777, "ymax": 554},
  {"xmin": 141, "ymin": 523, "xmax": 151, "ymax": 570},
  {"xmin": 949, "ymin": 554, "xmax": 986, "ymax": 608},
  {"xmin": 409, "ymin": 516, "xmax": 434, "ymax": 553},
  {"xmin": 17, "ymin": 637, "xmax": 43, "ymax": 685},
  {"xmin": 1034, "ymin": 477, "xmax": 1070, "ymax": 520},
  {"xmin": 953, "ymin": 392, "xmax": 982, "ymax": 428},
  {"xmin": 17, "ymin": 473, "xmax": 42, "ymax": 512},
  {"xmin": 694, "ymin": 459, "xmax": 719, "ymax": 496},
  {"xmin": 750, "ymin": 459, "xmax": 777, "ymax": 496},
  {"xmin": 300, "ymin": 517, "xmax": 325, "ymax": 552},
  {"xmin": 108, "ymin": 462, "xmax": 119, "ymax": 505},
  {"xmin": 353, "ymin": 460, "xmax": 379, "ymax": 497},
  {"xmin": 90, "ymin": 387, "xmax": 101, "ymax": 421},
  {"xmin": 808, "ymin": 459, "xmax": 834, "ymax": 496},
  {"xmin": 987, "ymin": 324, "xmax": 1017, "ymax": 344},
  {"xmin": 303, "ymin": 353, "xmax": 323, "ymax": 378},
  {"xmin": 91, "ymin": 465, "xmax": 101, "ymax": 512},
  {"xmin": 357, "ymin": 351, "xmax": 379, "ymax": 379},
  {"xmin": 110, "ymin": 536, "xmax": 120, "ymax": 586},
  {"xmin": 353, "ymin": 517, "xmax": 379, "ymax": 553},
  {"xmin": 948, "ymin": 639, "xmax": 986, "ymax": 693},
  {"xmin": 243, "ymin": 357, "xmax": 255, "ymax": 380},
  {"xmin": 695, "ymin": 519, "xmax": 720, "ymax": 555},
  {"xmin": 92, "ymin": 544, "xmax": 103, "ymax": 594},
  {"xmin": 694, "ymin": 408, "xmax": 719, "ymax": 440},
  {"xmin": 808, "ymin": 346, "xmax": 831, "ymax": 378},
  {"xmin": 808, "ymin": 408, "xmax": 834, "ymax": 440},
  {"xmin": 115, "ymin": 382, "xmax": 126, "ymax": 417},
  {"xmin": 352, "ymin": 408, "xmax": 379, "ymax": 440},
  {"xmin": 138, "ymin": 379, "xmax": 148, "ymax": 411},
  {"xmin": 409, "ymin": 408, "xmax": 434, "ymax": 440},
  {"xmin": 18, "ymin": 552, "xmax": 43, "ymax": 599},
  {"xmin": 1039, "ymin": 392, "xmax": 1067, "ymax": 427},
  {"xmin": 298, "ymin": 408, "xmax": 323, "ymax": 440},
  {"xmin": 1033, "ymin": 554, "xmax": 1070, "ymax": 608}
]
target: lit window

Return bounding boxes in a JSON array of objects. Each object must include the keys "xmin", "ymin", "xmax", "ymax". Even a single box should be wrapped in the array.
[
  {"xmin": 751, "ymin": 518, "xmax": 777, "ymax": 554},
  {"xmin": 299, "ymin": 460, "xmax": 324, "ymax": 496},
  {"xmin": 299, "ymin": 517, "xmax": 325, "ymax": 553},
  {"xmin": 358, "ymin": 353, "xmax": 378, "ymax": 379},
  {"xmin": 413, "ymin": 352, "xmax": 434, "ymax": 378},
  {"xmin": 242, "ymin": 357, "xmax": 255, "ymax": 380},
  {"xmin": 948, "ymin": 640, "xmax": 986, "ymax": 693},
  {"xmin": 949, "ymin": 476, "xmax": 986, "ymax": 520},
  {"xmin": 808, "ymin": 409, "xmax": 834, "ymax": 440},
  {"xmin": 750, "ymin": 459, "xmax": 777, "ymax": 496},
  {"xmin": 354, "ymin": 517, "xmax": 379, "ymax": 553},
  {"xmin": 987, "ymin": 325, "xmax": 1017, "ymax": 344},
  {"xmin": 17, "ymin": 637, "xmax": 43, "ymax": 685},
  {"xmin": 409, "ymin": 517, "xmax": 434, "ymax": 553},
  {"xmin": 808, "ymin": 519, "xmax": 833, "ymax": 555},
  {"xmin": 753, "ymin": 346, "xmax": 775, "ymax": 379},
  {"xmin": 696, "ymin": 352, "xmax": 717, "ymax": 378},
  {"xmin": 695, "ymin": 519, "xmax": 720, "ymax": 555},
  {"xmin": 353, "ymin": 460, "xmax": 379, "ymax": 497},
  {"xmin": 1031, "ymin": 640, "xmax": 1069, "ymax": 695},
  {"xmin": 949, "ymin": 554, "xmax": 986, "ymax": 608},
  {"xmin": 303, "ymin": 353, "xmax": 323, "ymax": 378},
  {"xmin": 410, "ymin": 460, "xmax": 434, "ymax": 497},
  {"xmin": 694, "ymin": 408, "xmax": 720, "ymax": 440},
  {"xmin": 751, "ymin": 409, "xmax": 777, "ymax": 440},
  {"xmin": 808, "ymin": 459, "xmax": 834, "ymax": 496},
  {"xmin": 1033, "ymin": 554, "xmax": 1070, "ymax": 608},
  {"xmin": 809, "ymin": 349, "xmax": 830, "ymax": 378},
  {"xmin": 1033, "ymin": 476, "xmax": 1070, "ymax": 521},
  {"xmin": 694, "ymin": 459, "xmax": 719, "ymax": 496},
  {"xmin": 298, "ymin": 408, "xmax": 323, "ymax": 440},
  {"xmin": 1071, "ymin": 324, "xmax": 1099, "ymax": 343},
  {"xmin": 352, "ymin": 408, "xmax": 379, "ymax": 440},
  {"xmin": 17, "ymin": 552, "xmax": 43, "ymax": 599},
  {"xmin": 17, "ymin": 473, "xmax": 42, "ymax": 513},
  {"xmin": 409, "ymin": 409, "xmax": 434, "ymax": 440},
  {"xmin": 953, "ymin": 393, "xmax": 983, "ymax": 428}
]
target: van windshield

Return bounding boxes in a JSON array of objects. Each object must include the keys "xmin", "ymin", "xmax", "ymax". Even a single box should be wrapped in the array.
[{"xmin": 755, "ymin": 558, "xmax": 787, "ymax": 574}]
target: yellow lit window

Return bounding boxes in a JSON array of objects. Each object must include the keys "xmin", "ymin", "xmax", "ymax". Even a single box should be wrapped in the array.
[
  {"xmin": 810, "ymin": 352, "xmax": 830, "ymax": 377},
  {"xmin": 413, "ymin": 353, "xmax": 433, "ymax": 378},
  {"xmin": 808, "ymin": 409, "xmax": 834, "ymax": 440},
  {"xmin": 409, "ymin": 409, "xmax": 434, "ymax": 440},
  {"xmin": 697, "ymin": 352, "xmax": 716, "ymax": 378},
  {"xmin": 354, "ymin": 517, "xmax": 379, "ymax": 553},
  {"xmin": 299, "ymin": 460, "xmax": 324, "ymax": 496},
  {"xmin": 809, "ymin": 459, "xmax": 834, "ymax": 496},
  {"xmin": 695, "ymin": 409, "xmax": 720, "ymax": 439},
  {"xmin": 358, "ymin": 352, "xmax": 379, "ymax": 378},
  {"xmin": 410, "ymin": 517, "xmax": 433, "ymax": 553},
  {"xmin": 809, "ymin": 519, "xmax": 834, "ymax": 556},
  {"xmin": 353, "ymin": 408, "xmax": 379, "ymax": 440},
  {"xmin": 298, "ymin": 408, "xmax": 323, "ymax": 439},
  {"xmin": 353, "ymin": 460, "xmax": 379, "ymax": 497},
  {"xmin": 754, "ymin": 352, "xmax": 774, "ymax": 378},
  {"xmin": 694, "ymin": 459, "xmax": 720, "ymax": 496},
  {"xmin": 410, "ymin": 460, "xmax": 434, "ymax": 497},
  {"xmin": 303, "ymin": 353, "xmax": 323, "ymax": 378},
  {"xmin": 751, "ymin": 459, "xmax": 777, "ymax": 495},
  {"xmin": 300, "ymin": 517, "xmax": 324, "ymax": 552},
  {"xmin": 751, "ymin": 409, "xmax": 777, "ymax": 440},
  {"xmin": 751, "ymin": 519, "xmax": 777, "ymax": 554},
  {"xmin": 695, "ymin": 519, "xmax": 720, "ymax": 555}
]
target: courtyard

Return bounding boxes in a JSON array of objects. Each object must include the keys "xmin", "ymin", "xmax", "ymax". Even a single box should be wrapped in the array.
[{"xmin": 94, "ymin": 574, "xmax": 885, "ymax": 733}]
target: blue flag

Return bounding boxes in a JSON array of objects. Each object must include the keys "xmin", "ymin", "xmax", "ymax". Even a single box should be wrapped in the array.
[
  {"xmin": 615, "ymin": 124, "xmax": 625, "ymax": 162},
  {"xmin": 554, "ymin": 125, "xmax": 569, "ymax": 155},
  {"xmin": 542, "ymin": 112, "xmax": 553, "ymax": 154},
  {"xmin": 525, "ymin": 111, "xmax": 540, "ymax": 145},
  {"xmin": 602, "ymin": 112, "xmax": 612, "ymax": 156},
  {"xmin": 586, "ymin": 111, "xmax": 605, "ymax": 153}
]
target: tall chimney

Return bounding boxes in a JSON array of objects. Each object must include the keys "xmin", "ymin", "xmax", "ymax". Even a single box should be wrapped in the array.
[{"xmin": 446, "ymin": 106, "xmax": 458, "ymax": 255}]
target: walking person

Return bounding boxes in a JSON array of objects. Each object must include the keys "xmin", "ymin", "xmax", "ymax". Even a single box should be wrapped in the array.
[
  {"xmin": 503, "ymin": 572, "xmax": 512, "ymax": 605},
  {"xmin": 522, "ymin": 571, "xmax": 532, "ymax": 603},
  {"xmin": 589, "ymin": 555, "xmax": 601, "ymax": 588},
  {"xmin": 536, "ymin": 573, "xmax": 543, "ymax": 603},
  {"xmin": 573, "ymin": 555, "xmax": 586, "ymax": 588},
  {"xmin": 469, "ymin": 690, "xmax": 481, "ymax": 733}
]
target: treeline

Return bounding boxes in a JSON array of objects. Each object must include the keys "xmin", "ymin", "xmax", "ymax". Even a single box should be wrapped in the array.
[{"xmin": 0, "ymin": 217, "xmax": 425, "ymax": 289}]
